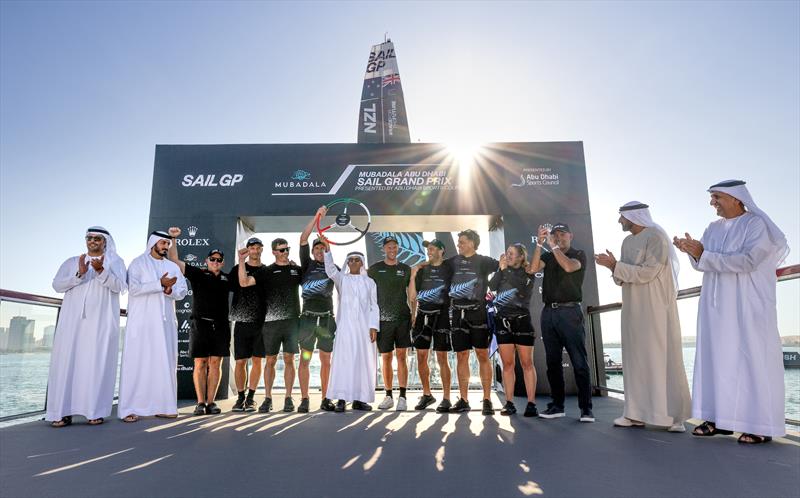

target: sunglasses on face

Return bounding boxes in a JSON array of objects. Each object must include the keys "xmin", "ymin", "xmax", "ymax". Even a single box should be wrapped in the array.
[
  {"xmin": 85, "ymin": 236, "xmax": 104, "ymax": 242},
  {"xmin": 275, "ymin": 247, "xmax": 290, "ymax": 253},
  {"xmin": 208, "ymin": 257, "xmax": 223, "ymax": 263}
]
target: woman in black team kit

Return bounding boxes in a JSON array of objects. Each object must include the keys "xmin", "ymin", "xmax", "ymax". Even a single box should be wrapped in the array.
[{"xmin": 489, "ymin": 243, "xmax": 538, "ymax": 417}]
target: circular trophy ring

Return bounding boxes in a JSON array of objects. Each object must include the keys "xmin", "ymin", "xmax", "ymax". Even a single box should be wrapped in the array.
[{"xmin": 315, "ymin": 198, "xmax": 372, "ymax": 246}]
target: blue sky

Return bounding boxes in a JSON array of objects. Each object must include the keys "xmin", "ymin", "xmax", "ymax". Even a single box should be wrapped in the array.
[{"xmin": 1, "ymin": 1, "xmax": 798, "ymax": 336}]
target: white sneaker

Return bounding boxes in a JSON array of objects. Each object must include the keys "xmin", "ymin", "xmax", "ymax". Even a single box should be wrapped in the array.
[
  {"xmin": 668, "ymin": 422, "xmax": 686, "ymax": 433},
  {"xmin": 396, "ymin": 397, "xmax": 407, "ymax": 411},
  {"xmin": 378, "ymin": 396, "xmax": 394, "ymax": 410},
  {"xmin": 614, "ymin": 416, "xmax": 645, "ymax": 428}
]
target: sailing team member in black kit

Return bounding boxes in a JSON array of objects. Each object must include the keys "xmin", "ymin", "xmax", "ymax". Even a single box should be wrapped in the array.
[
  {"xmin": 239, "ymin": 238, "xmax": 302, "ymax": 413},
  {"xmin": 489, "ymin": 243, "xmax": 539, "ymax": 417},
  {"xmin": 369, "ymin": 236, "xmax": 413, "ymax": 411},
  {"xmin": 409, "ymin": 238, "xmax": 453, "ymax": 412},
  {"xmin": 230, "ymin": 237, "xmax": 267, "ymax": 412},
  {"xmin": 298, "ymin": 207, "xmax": 338, "ymax": 412},
  {"xmin": 444, "ymin": 229, "xmax": 499, "ymax": 415}
]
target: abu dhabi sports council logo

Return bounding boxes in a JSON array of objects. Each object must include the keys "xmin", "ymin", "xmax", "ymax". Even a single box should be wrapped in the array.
[{"xmin": 511, "ymin": 167, "xmax": 560, "ymax": 187}]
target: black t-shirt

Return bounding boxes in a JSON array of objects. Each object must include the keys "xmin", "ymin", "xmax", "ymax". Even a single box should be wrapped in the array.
[
  {"xmin": 540, "ymin": 247, "xmax": 586, "ymax": 304},
  {"xmin": 255, "ymin": 263, "xmax": 302, "ymax": 322},
  {"xmin": 489, "ymin": 266, "xmax": 534, "ymax": 317},
  {"xmin": 367, "ymin": 261, "xmax": 411, "ymax": 322},
  {"xmin": 184, "ymin": 264, "xmax": 231, "ymax": 321},
  {"xmin": 299, "ymin": 243, "xmax": 336, "ymax": 314},
  {"xmin": 445, "ymin": 253, "xmax": 499, "ymax": 305},
  {"xmin": 229, "ymin": 263, "xmax": 267, "ymax": 323},
  {"xmin": 414, "ymin": 263, "xmax": 452, "ymax": 312}
]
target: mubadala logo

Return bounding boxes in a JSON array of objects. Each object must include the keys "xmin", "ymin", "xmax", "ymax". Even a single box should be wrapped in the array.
[
  {"xmin": 175, "ymin": 226, "xmax": 210, "ymax": 247},
  {"xmin": 182, "ymin": 174, "xmax": 243, "ymax": 187},
  {"xmin": 184, "ymin": 254, "xmax": 198, "ymax": 262},
  {"xmin": 274, "ymin": 170, "xmax": 326, "ymax": 190}
]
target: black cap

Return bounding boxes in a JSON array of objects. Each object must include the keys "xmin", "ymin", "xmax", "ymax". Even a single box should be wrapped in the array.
[
  {"xmin": 207, "ymin": 249, "xmax": 224, "ymax": 258},
  {"xmin": 423, "ymin": 239, "xmax": 445, "ymax": 252},
  {"xmin": 311, "ymin": 238, "xmax": 326, "ymax": 248},
  {"xmin": 246, "ymin": 237, "xmax": 263, "ymax": 247},
  {"xmin": 383, "ymin": 236, "xmax": 399, "ymax": 245},
  {"xmin": 552, "ymin": 223, "xmax": 571, "ymax": 233}
]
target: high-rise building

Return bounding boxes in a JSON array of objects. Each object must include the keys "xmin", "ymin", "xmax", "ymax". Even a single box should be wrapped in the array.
[
  {"xmin": 42, "ymin": 325, "xmax": 56, "ymax": 348},
  {"xmin": 8, "ymin": 316, "xmax": 35, "ymax": 352},
  {"xmin": 0, "ymin": 326, "xmax": 8, "ymax": 350}
]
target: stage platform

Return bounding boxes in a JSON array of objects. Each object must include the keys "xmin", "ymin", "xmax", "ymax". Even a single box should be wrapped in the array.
[{"xmin": 1, "ymin": 391, "xmax": 798, "ymax": 498}]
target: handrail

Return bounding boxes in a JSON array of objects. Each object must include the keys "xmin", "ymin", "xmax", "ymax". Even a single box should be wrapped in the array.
[
  {"xmin": 0, "ymin": 289, "xmax": 127, "ymax": 316},
  {"xmin": 587, "ymin": 264, "xmax": 800, "ymax": 314}
]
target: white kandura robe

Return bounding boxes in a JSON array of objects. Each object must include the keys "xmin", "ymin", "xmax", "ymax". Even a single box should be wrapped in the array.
[
  {"xmin": 691, "ymin": 212, "xmax": 785, "ymax": 437},
  {"xmin": 118, "ymin": 255, "xmax": 187, "ymax": 418},
  {"xmin": 613, "ymin": 227, "xmax": 691, "ymax": 426},
  {"xmin": 324, "ymin": 251, "xmax": 379, "ymax": 402},
  {"xmin": 45, "ymin": 255, "xmax": 127, "ymax": 421}
]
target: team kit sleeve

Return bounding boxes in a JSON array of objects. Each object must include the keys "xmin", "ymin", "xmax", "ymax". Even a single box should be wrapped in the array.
[{"xmin": 299, "ymin": 243, "xmax": 311, "ymax": 273}]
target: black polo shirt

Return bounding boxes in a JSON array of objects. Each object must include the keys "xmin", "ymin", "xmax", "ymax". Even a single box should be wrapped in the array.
[
  {"xmin": 184, "ymin": 264, "xmax": 231, "ymax": 321},
  {"xmin": 255, "ymin": 263, "xmax": 302, "ymax": 322},
  {"xmin": 540, "ymin": 247, "xmax": 586, "ymax": 304}
]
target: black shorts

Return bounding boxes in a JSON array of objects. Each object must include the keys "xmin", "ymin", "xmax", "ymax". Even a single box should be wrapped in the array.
[
  {"xmin": 298, "ymin": 312, "xmax": 336, "ymax": 353},
  {"xmin": 233, "ymin": 321, "xmax": 266, "ymax": 360},
  {"xmin": 450, "ymin": 305, "xmax": 490, "ymax": 352},
  {"xmin": 494, "ymin": 313, "xmax": 536, "ymax": 346},
  {"xmin": 412, "ymin": 309, "xmax": 451, "ymax": 352},
  {"xmin": 264, "ymin": 318, "xmax": 299, "ymax": 356},
  {"xmin": 189, "ymin": 318, "xmax": 231, "ymax": 358},
  {"xmin": 377, "ymin": 318, "xmax": 411, "ymax": 354}
]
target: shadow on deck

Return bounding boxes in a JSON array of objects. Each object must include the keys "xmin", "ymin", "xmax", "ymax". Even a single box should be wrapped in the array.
[{"xmin": 1, "ymin": 392, "xmax": 798, "ymax": 498}]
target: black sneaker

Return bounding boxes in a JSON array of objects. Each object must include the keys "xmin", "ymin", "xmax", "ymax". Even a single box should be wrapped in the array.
[
  {"xmin": 500, "ymin": 401, "xmax": 516, "ymax": 416},
  {"xmin": 352, "ymin": 400, "xmax": 373, "ymax": 411},
  {"xmin": 192, "ymin": 403, "xmax": 206, "ymax": 416},
  {"xmin": 298, "ymin": 398, "xmax": 310, "ymax": 413},
  {"xmin": 524, "ymin": 402, "xmax": 539, "ymax": 418},
  {"xmin": 243, "ymin": 398, "xmax": 256, "ymax": 412},
  {"xmin": 436, "ymin": 399, "xmax": 452, "ymax": 413},
  {"xmin": 205, "ymin": 402, "xmax": 222, "ymax": 415},
  {"xmin": 482, "ymin": 399, "xmax": 495, "ymax": 416},
  {"xmin": 320, "ymin": 398, "xmax": 335, "ymax": 412},
  {"xmin": 449, "ymin": 398, "xmax": 470, "ymax": 413},
  {"xmin": 283, "ymin": 397, "xmax": 295, "ymax": 413},
  {"xmin": 334, "ymin": 400, "xmax": 346, "ymax": 412},
  {"xmin": 232, "ymin": 397, "xmax": 245, "ymax": 412},
  {"xmin": 258, "ymin": 398, "xmax": 272, "ymax": 413},
  {"xmin": 539, "ymin": 405, "xmax": 565, "ymax": 419},
  {"xmin": 415, "ymin": 394, "xmax": 436, "ymax": 410},
  {"xmin": 579, "ymin": 408, "xmax": 595, "ymax": 423}
]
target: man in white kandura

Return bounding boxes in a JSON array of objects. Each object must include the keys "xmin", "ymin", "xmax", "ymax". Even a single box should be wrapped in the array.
[
  {"xmin": 118, "ymin": 231, "xmax": 188, "ymax": 422},
  {"xmin": 46, "ymin": 227, "xmax": 127, "ymax": 427},
  {"xmin": 595, "ymin": 202, "xmax": 691, "ymax": 432},
  {"xmin": 322, "ymin": 240, "xmax": 380, "ymax": 412},
  {"xmin": 674, "ymin": 180, "xmax": 788, "ymax": 444}
]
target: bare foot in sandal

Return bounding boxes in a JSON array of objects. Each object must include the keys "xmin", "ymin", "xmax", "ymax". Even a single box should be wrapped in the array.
[
  {"xmin": 692, "ymin": 421, "xmax": 733, "ymax": 436},
  {"xmin": 88, "ymin": 418, "xmax": 104, "ymax": 425},
  {"xmin": 50, "ymin": 416, "xmax": 72, "ymax": 428},
  {"xmin": 738, "ymin": 433, "xmax": 772, "ymax": 444},
  {"xmin": 123, "ymin": 414, "xmax": 139, "ymax": 423}
]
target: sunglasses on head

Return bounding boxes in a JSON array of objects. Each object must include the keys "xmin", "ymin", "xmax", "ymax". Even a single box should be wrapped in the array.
[
  {"xmin": 85, "ymin": 235, "xmax": 104, "ymax": 242},
  {"xmin": 275, "ymin": 247, "xmax": 290, "ymax": 253},
  {"xmin": 208, "ymin": 257, "xmax": 223, "ymax": 263}
]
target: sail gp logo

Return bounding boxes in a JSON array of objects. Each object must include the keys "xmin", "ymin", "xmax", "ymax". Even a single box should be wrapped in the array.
[{"xmin": 182, "ymin": 174, "xmax": 243, "ymax": 187}]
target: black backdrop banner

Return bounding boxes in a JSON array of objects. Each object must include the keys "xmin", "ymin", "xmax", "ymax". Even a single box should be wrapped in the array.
[{"xmin": 148, "ymin": 142, "xmax": 601, "ymax": 399}]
